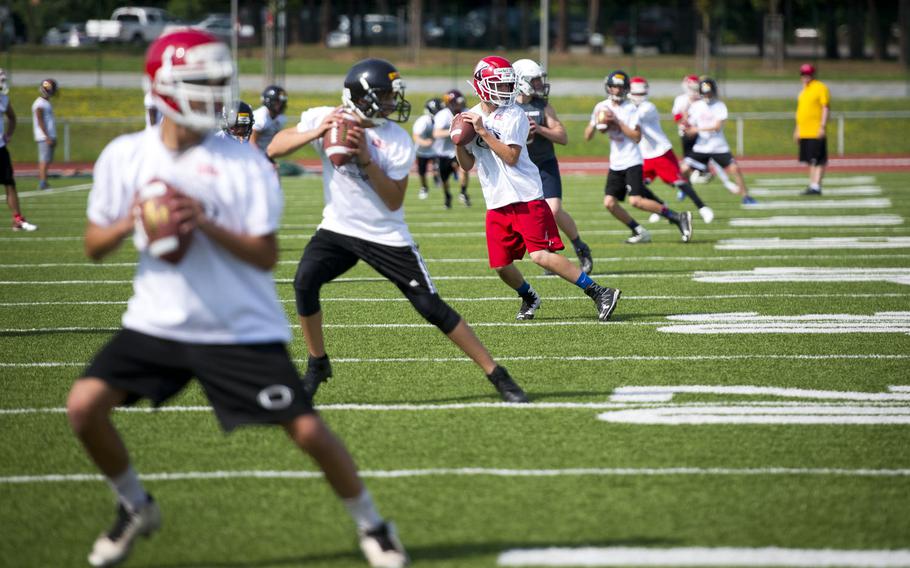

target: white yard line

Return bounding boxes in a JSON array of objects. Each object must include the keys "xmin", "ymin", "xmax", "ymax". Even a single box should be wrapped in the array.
[
  {"xmin": 497, "ymin": 546, "xmax": 910, "ymax": 567},
  {"xmin": 693, "ymin": 267, "xmax": 910, "ymax": 285},
  {"xmin": 598, "ymin": 405, "xmax": 910, "ymax": 425},
  {"xmin": 753, "ymin": 176, "xmax": 876, "ymax": 186},
  {"xmin": 729, "ymin": 215, "xmax": 903, "ymax": 227},
  {"xmin": 750, "ymin": 186, "xmax": 882, "ymax": 196},
  {"xmin": 17, "ymin": 183, "xmax": 92, "ymax": 199},
  {"xmin": 658, "ymin": 311, "xmax": 910, "ymax": 335},
  {"xmin": 716, "ymin": 237, "xmax": 910, "ymax": 250},
  {"xmin": 742, "ymin": 198, "xmax": 892, "ymax": 210}
]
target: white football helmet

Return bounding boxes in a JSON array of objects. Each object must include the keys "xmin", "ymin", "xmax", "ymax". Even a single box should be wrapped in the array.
[
  {"xmin": 629, "ymin": 76, "xmax": 648, "ymax": 106},
  {"xmin": 144, "ymin": 30, "xmax": 235, "ymax": 131},
  {"xmin": 512, "ymin": 58, "xmax": 550, "ymax": 99}
]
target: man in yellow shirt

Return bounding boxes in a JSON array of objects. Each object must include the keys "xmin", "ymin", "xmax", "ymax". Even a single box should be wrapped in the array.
[{"xmin": 794, "ymin": 63, "xmax": 830, "ymax": 195}]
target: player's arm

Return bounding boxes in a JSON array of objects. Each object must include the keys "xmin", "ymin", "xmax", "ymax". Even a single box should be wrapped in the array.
[
  {"xmin": 536, "ymin": 104, "xmax": 568, "ymax": 145},
  {"xmin": 35, "ymin": 107, "xmax": 55, "ymax": 145},
  {"xmin": 697, "ymin": 119, "xmax": 723, "ymax": 133},
  {"xmin": 819, "ymin": 104, "xmax": 829, "ymax": 138},
  {"xmin": 455, "ymin": 144, "xmax": 475, "ymax": 171},
  {"xmin": 268, "ymin": 112, "xmax": 336, "ymax": 159},
  {"xmin": 4, "ymin": 103, "xmax": 15, "ymax": 142},
  {"xmin": 85, "ymin": 216, "xmax": 135, "ymax": 261},
  {"xmin": 413, "ymin": 132, "xmax": 433, "ymax": 148},
  {"xmin": 617, "ymin": 120, "xmax": 642, "ymax": 143},
  {"xmin": 347, "ymin": 126, "xmax": 407, "ymax": 211},
  {"xmin": 466, "ymin": 113, "xmax": 521, "ymax": 166}
]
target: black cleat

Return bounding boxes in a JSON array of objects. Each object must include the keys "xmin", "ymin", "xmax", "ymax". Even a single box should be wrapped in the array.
[
  {"xmin": 801, "ymin": 187, "xmax": 822, "ymax": 196},
  {"xmin": 443, "ymin": 194, "xmax": 452, "ymax": 209},
  {"xmin": 88, "ymin": 495, "xmax": 161, "ymax": 567},
  {"xmin": 675, "ymin": 210, "xmax": 693, "ymax": 243},
  {"xmin": 575, "ymin": 242, "xmax": 594, "ymax": 274},
  {"xmin": 486, "ymin": 366, "xmax": 529, "ymax": 403},
  {"xmin": 516, "ymin": 289, "xmax": 541, "ymax": 320},
  {"xmin": 302, "ymin": 354, "xmax": 332, "ymax": 400},
  {"xmin": 586, "ymin": 284, "xmax": 621, "ymax": 321},
  {"xmin": 459, "ymin": 192, "xmax": 471, "ymax": 207}
]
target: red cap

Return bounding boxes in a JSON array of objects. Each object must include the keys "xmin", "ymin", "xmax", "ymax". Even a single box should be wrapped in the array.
[{"xmin": 799, "ymin": 63, "xmax": 816, "ymax": 76}]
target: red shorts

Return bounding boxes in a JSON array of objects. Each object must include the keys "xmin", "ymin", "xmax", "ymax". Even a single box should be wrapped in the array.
[
  {"xmin": 485, "ymin": 199, "xmax": 564, "ymax": 268},
  {"xmin": 643, "ymin": 149, "xmax": 684, "ymax": 186}
]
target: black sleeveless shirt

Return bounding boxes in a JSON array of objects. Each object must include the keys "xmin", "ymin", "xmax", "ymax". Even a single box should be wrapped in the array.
[{"xmin": 516, "ymin": 97, "xmax": 556, "ymax": 164}]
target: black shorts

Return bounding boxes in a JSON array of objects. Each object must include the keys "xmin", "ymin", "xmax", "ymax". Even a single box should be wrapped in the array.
[
  {"xmin": 82, "ymin": 329, "xmax": 314, "ymax": 432},
  {"xmin": 0, "ymin": 146, "xmax": 15, "ymax": 186},
  {"xmin": 537, "ymin": 158, "xmax": 563, "ymax": 199},
  {"xmin": 605, "ymin": 165, "xmax": 652, "ymax": 201},
  {"xmin": 680, "ymin": 135, "xmax": 696, "ymax": 158},
  {"xmin": 799, "ymin": 138, "xmax": 828, "ymax": 166},
  {"xmin": 417, "ymin": 156, "xmax": 435, "ymax": 176},
  {"xmin": 294, "ymin": 229, "xmax": 461, "ymax": 333},
  {"xmin": 437, "ymin": 156, "xmax": 459, "ymax": 183},
  {"xmin": 685, "ymin": 151, "xmax": 735, "ymax": 172}
]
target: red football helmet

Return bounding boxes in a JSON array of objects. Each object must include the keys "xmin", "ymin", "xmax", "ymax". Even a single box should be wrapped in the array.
[
  {"xmin": 682, "ymin": 74, "xmax": 700, "ymax": 94},
  {"xmin": 799, "ymin": 63, "xmax": 816, "ymax": 77},
  {"xmin": 629, "ymin": 76, "xmax": 648, "ymax": 105},
  {"xmin": 144, "ymin": 30, "xmax": 235, "ymax": 131},
  {"xmin": 470, "ymin": 56, "xmax": 516, "ymax": 107}
]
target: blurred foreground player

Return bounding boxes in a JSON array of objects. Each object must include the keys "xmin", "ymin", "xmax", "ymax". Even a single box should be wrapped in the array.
[{"xmin": 67, "ymin": 31, "xmax": 409, "ymax": 568}]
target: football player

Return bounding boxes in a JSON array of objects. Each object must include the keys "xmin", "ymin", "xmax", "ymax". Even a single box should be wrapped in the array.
[
  {"xmin": 679, "ymin": 78, "xmax": 756, "ymax": 205},
  {"xmin": 32, "ymin": 78, "xmax": 57, "ymax": 191},
  {"xmin": 584, "ymin": 71, "xmax": 692, "ymax": 244},
  {"xmin": 454, "ymin": 55, "xmax": 620, "ymax": 322},
  {"xmin": 267, "ymin": 57, "xmax": 529, "ymax": 405},
  {"xmin": 512, "ymin": 58, "xmax": 594, "ymax": 273},
  {"xmin": 219, "ymin": 100, "xmax": 255, "ymax": 142},
  {"xmin": 629, "ymin": 76, "xmax": 713, "ymax": 224},
  {"xmin": 68, "ymin": 31, "xmax": 407, "ymax": 568},
  {"xmin": 412, "ymin": 97, "xmax": 441, "ymax": 199},
  {"xmin": 249, "ymin": 84, "xmax": 287, "ymax": 154},
  {"xmin": 143, "ymin": 90, "xmax": 160, "ymax": 129},
  {"xmin": 0, "ymin": 68, "xmax": 36, "ymax": 230},
  {"xmin": 432, "ymin": 88, "xmax": 471, "ymax": 208}
]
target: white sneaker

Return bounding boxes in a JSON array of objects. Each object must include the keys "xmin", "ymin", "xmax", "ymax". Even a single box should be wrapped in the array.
[
  {"xmin": 648, "ymin": 213, "xmax": 661, "ymax": 223},
  {"xmin": 418, "ymin": 188, "xmax": 429, "ymax": 200},
  {"xmin": 724, "ymin": 180, "xmax": 740, "ymax": 194},
  {"xmin": 360, "ymin": 522, "xmax": 410, "ymax": 568},
  {"xmin": 89, "ymin": 496, "xmax": 161, "ymax": 567},
  {"xmin": 625, "ymin": 226, "xmax": 652, "ymax": 244},
  {"xmin": 12, "ymin": 219, "xmax": 37, "ymax": 231},
  {"xmin": 698, "ymin": 206, "xmax": 714, "ymax": 224}
]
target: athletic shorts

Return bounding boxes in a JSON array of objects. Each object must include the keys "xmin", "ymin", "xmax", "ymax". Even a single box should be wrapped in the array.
[
  {"xmin": 82, "ymin": 329, "xmax": 315, "ymax": 432},
  {"xmin": 798, "ymin": 138, "xmax": 828, "ymax": 166},
  {"xmin": 37, "ymin": 140, "xmax": 55, "ymax": 164},
  {"xmin": 0, "ymin": 146, "xmax": 14, "ymax": 186},
  {"xmin": 417, "ymin": 155, "xmax": 435, "ymax": 176},
  {"xmin": 536, "ymin": 158, "xmax": 563, "ymax": 200},
  {"xmin": 680, "ymin": 135, "xmax": 696, "ymax": 158},
  {"xmin": 485, "ymin": 199, "xmax": 564, "ymax": 268},
  {"xmin": 643, "ymin": 149, "xmax": 684, "ymax": 186},
  {"xmin": 685, "ymin": 151, "xmax": 735, "ymax": 172},
  {"xmin": 604, "ymin": 165, "xmax": 647, "ymax": 201},
  {"xmin": 437, "ymin": 156, "xmax": 459, "ymax": 183}
]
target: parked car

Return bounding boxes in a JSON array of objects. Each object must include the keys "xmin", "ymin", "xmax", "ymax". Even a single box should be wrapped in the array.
[
  {"xmin": 161, "ymin": 13, "xmax": 255, "ymax": 45},
  {"xmin": 326, "ymin": 14, "xmax": 403, "ymax": 48},
  {"xmin": 43, "ymin": 22, "xmax": 96, "ymax": 48},
  {"xmin": 86, "ymin": 7, "xmax": 180, "ymax": 44}
]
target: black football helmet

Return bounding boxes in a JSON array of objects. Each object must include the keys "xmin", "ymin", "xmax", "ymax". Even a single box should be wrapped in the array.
[
  {"xmin": 342, "ymin": 58, "xmax": 411, "ymax": 124},
  {"xmin": 604, "ymin": 70, "xmax": 630, "ymax": 102},
  {"xmin": 425, "ymin": 98, "xmax": 443, "ymax": 115},
  {"xmin": 261, "ymin": 85, "xmax": 288, "ymax": 115},
  {"xmin": 699, "ymin": 77, "xmax": 719, "ymax": 98},
  {"xmin": 443, "ymin": 89, "xmax": 466, "ymax": 112},
  {"xmin": 222, "ymin": 101, "xmax": 255, "ymax": 142},
  {"xmin": 40, "ymin": 78, "xmax": 59, "ymax": 98}
]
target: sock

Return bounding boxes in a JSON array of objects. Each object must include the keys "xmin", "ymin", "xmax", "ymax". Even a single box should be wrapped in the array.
[
  {"xmin": 108, "ymin": 465, "xmax": 148, "ymax": 512},
  {"xmin": 574, "ymin": 271, "xmax": 594, "ymax": 290},
  {"xmin": 809, "ymin": 183, "xmax": 820, "ymax": 190},
  {"xmin": 571, "ymin": 237, "xmax": 584, "ymax": 250},
  {"xmin": 515, "ymin": 281, "xmax": 531, "ymax": 296},
  {"xmin": 460, "ymin": 186, "xmax": 468, "ymax": 193},
  {"xmin": 343, "ymin": 489, "xmax": 384, "ymax": 534},
  {"xmin": 675, "ymin": 182, "xmax": 705, "ymax": 208},
  {"xmin": 421, "ymin": 185, "xmax": 428, "ymax": 191},
  {"xmin": 627, "ymin": 220, "xmax": 640, "ymax": 233},
  {"xmin": 13, "ymin": 213, "xmax": 23, "ymax": 222},
  {"xmin": 659, "ymin": 206, "xmax": 680, "ymax": 223}
]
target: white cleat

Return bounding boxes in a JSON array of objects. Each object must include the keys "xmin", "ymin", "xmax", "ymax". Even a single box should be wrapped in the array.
[
  {"xmin": 360, "ymin": 522, "xmax": 410, "ymax": 568},
  {"xmin": 12, "ymin": 219, "xmax": 37, "ymax": 231},
  {"xmin": 418, "ymin": 188, "xmax": 429, "ymax": 200},
  {"xmin": 88, "ymin": 497, "xmax": 161, "ymax": 567},
  {"xmin": 698, "ymin": 206, "xmax": 715, "ymax": 224},
  {"xmin": 625, "ymin": 226, "xmax": 652, "ymax": 244}
]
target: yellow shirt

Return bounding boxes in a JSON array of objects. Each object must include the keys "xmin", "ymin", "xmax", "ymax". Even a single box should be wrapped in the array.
[{"xmin": 796, "ymin": 80, "xmax": 830, "ymax": 139}]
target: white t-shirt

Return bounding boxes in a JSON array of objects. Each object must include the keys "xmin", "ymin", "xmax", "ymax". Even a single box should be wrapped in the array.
[
  {"xmin": 143, "ymin": 92, "xmax": 160, "ymax": 129},
  {"xmin": 0, "ymin": 95, "xmax": 9, "ymax": 148},
  {"xmin": 672, "ymin": 93, "xmax": 697, "ymax": 137},
  {"xmin": 297, "ymin": 106, "xmax": 416, "ymax": 246},
  {"xmin": 465, "ymin": 103, "xmax": 542, "ymax": 210},
  {"xmin": 32, "ymin": 97, "xmax": 55, "ymax": 141},
  {"xmin": 590, "ymin": 99, "xmax": 642, "ymax": 171},
  {"xmin": 432, "ymin": 107, "xmax": 456, "ymax": 158},
  {"xmin": 252, "ymin": 106, "xmax": 287, "ymax": 152},
  {"xmin": 87, "ymin": 126, "xmax": 289, "ymax": 344},
  {"xmin": 412, "ymin": 114, "xmax": 435, "ymax": 158},
  {"xmin": 688, "ymin": 99, "xmax": 730, "ymax": 154},
  {"xmin": 635, "ymin": 100, "xmax": 673, "ymax": 160}
]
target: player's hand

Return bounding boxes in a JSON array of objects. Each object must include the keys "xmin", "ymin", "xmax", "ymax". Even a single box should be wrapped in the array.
[
  {"xmin": 793, "ymin": 129, "xmax": 799, "ymax": 144},
  {"xmin": 817, "ymin": 126, "xmax": 826, "ymax": 139},
  {"xmin": 171, "ymin": 194, "xmax": 204, "ymax": 235},
  {"xmin": 685, "ymin": 125, "xmax": 698, "ymax": 137},
  {"xmin": 343, "ymin": 121, "xmax": 369, "ymax": 165},
  {"xmin": 462, "ymin": 112, "xmax": 487, "ymax": 138},
  {"xmin": 48, "ymin": 138, "xmax": 57, "ymax": 148},
  {"xmin": 528, "ymin": 118, "xmax": 537, "ymax": 136}
]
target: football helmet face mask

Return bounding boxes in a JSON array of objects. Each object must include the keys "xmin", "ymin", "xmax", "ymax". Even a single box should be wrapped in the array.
[
  {"xmin": 682, "ymin": 74, "xmax": 700, "ymax": 95},
  {"xmin": 443, "ymin": 89, "xmax": 466, "ymax": 113},
  {"xmin": 512, "ymin": 59, "xmax": 550, "ymax": 99},
  {"xmin": 604, "ymin": 71, "xmax": 630, "ymax": 103},
  {"xmin": 144, "ymin": 30, "xmax": 235, "ymax": 132},
  {"xmin": 471, "ymin": 56, "xmax": 516, "ymax": 107},
  {"xmin": 40, "ymin": 78, "xmax": 58, "ymax": 98},
  {"xmin": 629, "ymin": 77, "xmax": 648, "ymax": 106},
  {"xmin": 222, "ymin": 100, "xmax": 254, "ymax": 141},
  {"xmin": 425, "ymin": 98, "xmax": 443, "ymax": 115},
  {"xmin": 699, "ymin": 78, "xmax": 719, "ymax": 98},
  {"xmin": 0, "ymin": 69, "xmax": 9, "ymax": 95},
  {"xmin": 342, "ymin": 58, "xmax": 411, "ymax": 124},
  {"xmin": 261, "ymin": 85, "xmax": 288, "ymax": 115}
]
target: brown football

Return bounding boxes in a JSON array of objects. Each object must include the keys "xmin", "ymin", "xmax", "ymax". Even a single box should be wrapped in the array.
[
  {"xmin": 137, "ymin": 179, "xmax": 192, "ymax": 264},
  {"xmin": 449, "ymin": 113, "xmax": 476, "ymax": 146},
  {"xmin": 324, "ymin": 114, "xmax": 360, "ymax": 166},
  {"xmin": 596, "ymin": 108, "xmax": 617, "ymax": 132}
]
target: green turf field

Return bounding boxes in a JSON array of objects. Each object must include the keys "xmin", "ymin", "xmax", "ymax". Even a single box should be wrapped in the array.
[{"xmin": 1, "ymin": 172, "xmax": 909, "ymax": 567}]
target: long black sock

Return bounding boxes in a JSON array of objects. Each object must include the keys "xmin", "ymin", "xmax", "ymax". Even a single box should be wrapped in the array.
[{"xmin": 676, "ymin": 182, "xmax": 705, "ymax": 208}]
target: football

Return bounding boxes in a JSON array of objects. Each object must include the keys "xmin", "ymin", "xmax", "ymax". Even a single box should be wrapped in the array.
[
  {"xmin": 324, "ymin": 114, "xmax": 360, "ymax": 167},
  {"xmin": 137, "ymin": 179, "xmax": 192, "ymax": 264},
  {"xmin": 596, "ymin": 108, "xmax": 616, "ymax": 132},
  {"xmin": 449, "ymin": 113, "xmax": 476, "ymax": 146}
]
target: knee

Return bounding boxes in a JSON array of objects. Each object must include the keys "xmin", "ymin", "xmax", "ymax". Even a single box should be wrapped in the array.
[
  {"xmin": 628, "ymin": 195, "xmax": 643, "ymax": 207},
  {"xmin": 603, "ymin": 197, "xmax": 617, "ymax": 211},
  {"xmin": 286, "ymin": 414, "xmax": 329, "ymax": 452},
  {"xmin": 293, "ymin": 263, "xmax": 323, "ymax": 316},
  {"xmin": 409, "ymin": 292, "xmax": 461, "ymax": 333},
  {"xmin": 66, "ymin": 381, "xmax": 104, "ymax": 434}
]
